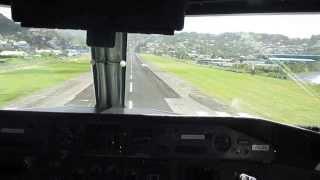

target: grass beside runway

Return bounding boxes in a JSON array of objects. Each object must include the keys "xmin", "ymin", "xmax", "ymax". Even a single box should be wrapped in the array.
[
  {"xmin": 141, "ymin": 54, "xmax": 320, "ymax": 127},
  {"xmin": 0, "ymin": 55, "xmax": 91, "ymax": 107}
]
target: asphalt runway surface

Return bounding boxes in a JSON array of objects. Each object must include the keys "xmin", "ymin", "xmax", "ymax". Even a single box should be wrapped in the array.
[{"xmin": 67, "ymin": 54, "xmax": 178, "ymax": 113}]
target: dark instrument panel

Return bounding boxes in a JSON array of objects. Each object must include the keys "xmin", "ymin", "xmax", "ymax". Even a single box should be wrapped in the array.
[
  {"xmin": 80, "ymin": 123, "xmax": 274, "ymax": 161},
  {"xmin": 0, "ymin": 110, "xmax": 319, "ymax": 180}
]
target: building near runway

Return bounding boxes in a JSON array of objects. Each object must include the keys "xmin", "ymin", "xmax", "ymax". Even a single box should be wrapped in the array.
[
  {"xmin": 266, "ymin": 54, "xmax": 320, "ymax": 61},
  {"xmin": 267, "ymin": 57, "xmax": 315, "ymax": 63}
]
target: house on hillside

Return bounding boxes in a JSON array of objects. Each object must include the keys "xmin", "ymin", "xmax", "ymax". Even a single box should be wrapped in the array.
[
  {"xmin": 267, "ymin": 57, "xmax": 315, "ymax": 63},
  {"xmin": 0, "ymin": 50, "xmax": 27, "ymax": 57},
  {"xmin": 13, "ymin": 41, "xmax": 29, "ymax": 49},
  {"xmin": 36, "ymin": 49, "xmax": 62, "ymax": 56},
  {"xmin": 0, "ymin": 40, "xmax": 12, "ymax": 49},
  {"xmin": 197, "ymin": 57, "xmax": 233, "ymax": 67}
]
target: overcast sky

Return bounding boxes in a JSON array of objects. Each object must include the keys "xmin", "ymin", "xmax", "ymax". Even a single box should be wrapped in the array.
[
  {"xmin": 183, "ymin": 14, "xmax": 320, "ymax": 38},
  {"xmin": 1, "ymin": 6, "xmax": 320, "ymax": 38},
  {"xmin": 0, "ymin": 6, "xmax": 11, "ymax": 19}
]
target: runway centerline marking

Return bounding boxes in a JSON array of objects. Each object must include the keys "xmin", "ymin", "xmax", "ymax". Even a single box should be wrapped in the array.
[
  {"xmin": 130, "ymin": 54, "xmax": 133, "ymax": 79},
  {"xmin": 129, "ymin": 82, "xmax": 133, "ymax": 93},
  {"xmin": 128, "ymin": 100, "xmax": 133, "ymax": 109}
]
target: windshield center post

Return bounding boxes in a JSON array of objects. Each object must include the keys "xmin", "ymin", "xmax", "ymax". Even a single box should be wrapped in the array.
[{"xmin": 91, "ymin": 32, "xmax": 127, "ymax": 111}]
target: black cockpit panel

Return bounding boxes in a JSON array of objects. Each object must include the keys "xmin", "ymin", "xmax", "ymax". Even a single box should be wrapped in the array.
[{"xmin": 0, "ymin": 110, "xmax": 319, "ymax": 180}]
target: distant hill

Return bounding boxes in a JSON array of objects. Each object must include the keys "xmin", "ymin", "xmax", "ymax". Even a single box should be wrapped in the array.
[
  {"xmin": 130, "ymin": 32, "xmax": 320, "ymax": 59},
  {"xmin": 0, "ymin": 13, "xmax": 86, "ymax": 50},
  {"xmin": 0, "ymin": 13, "xmax": 23, "ymax": 35}
]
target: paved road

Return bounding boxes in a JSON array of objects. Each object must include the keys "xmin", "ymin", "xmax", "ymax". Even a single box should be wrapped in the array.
[
  {"xmin": 66, "ymin": 83, "xmax": 95, "ymax": 107},
  {"xmin": 5, "ymin": 73, "xmax": 94, "ymax": 110},
  {"xmin": 6, "ymin": 54, "xmax": 239, "ymax": 116},
  {"xmin": 125, "ymin": 54, "xmax": 178, "ymax": 112},
  {"xmin": 66, "ymin": 54, "xmax": 178, "ymax": 113},
  {"xmin": 67, "ymin": 54, "xmax": 253, "ymax": 117}
]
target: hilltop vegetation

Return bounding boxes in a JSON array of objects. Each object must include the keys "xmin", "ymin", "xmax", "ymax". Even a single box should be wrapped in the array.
[
  {"xmin": 129, "ymin": 32, "xmax": 320, "ymax": 80},
  {"xmin": 0, "ymin": 14, "xmax": 21, "ymax": 35},
  {"xmin": 130, "ymin": 32, "xmax": 320, "ymax": 59},
  {"xmin": 0, "ymin": 13, "xmax": 86, "ymax": 50}
]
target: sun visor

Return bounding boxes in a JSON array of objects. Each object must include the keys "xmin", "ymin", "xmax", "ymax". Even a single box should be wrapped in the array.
[{"xmin": 10, "ymin": 0, "xmax": 186, "ymax": 35}]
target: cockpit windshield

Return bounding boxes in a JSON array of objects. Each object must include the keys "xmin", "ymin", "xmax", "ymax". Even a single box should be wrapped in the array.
[
  {"xmin": 126, "ymin": 15, "xmax": 320, "ymax": 127},
  {"xmin": 0, "ymin": 6, "xmax": 319, "ymax": 128}
]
